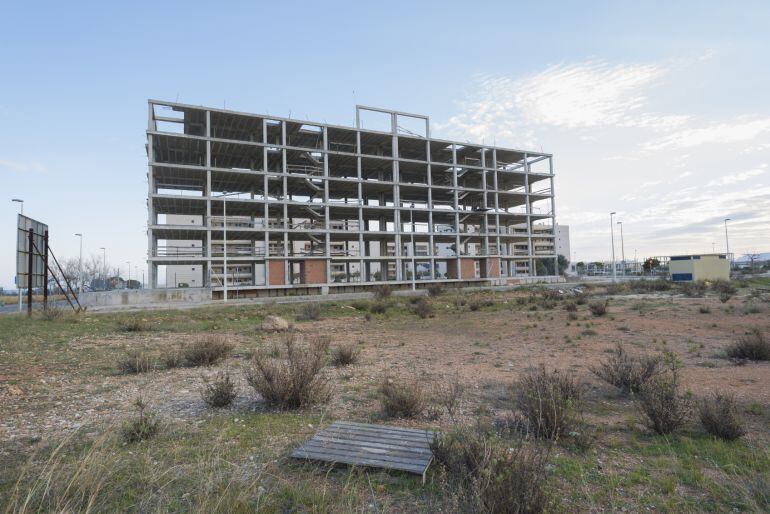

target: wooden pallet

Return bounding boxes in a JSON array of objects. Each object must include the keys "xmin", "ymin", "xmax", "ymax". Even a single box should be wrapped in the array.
[{"xmin": 291, "ymin": 420, "xmax": 436, "ymax": 483}]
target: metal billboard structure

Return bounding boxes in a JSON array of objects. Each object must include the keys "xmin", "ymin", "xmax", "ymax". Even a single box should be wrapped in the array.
[
  {"xmin": 17, "ymin": 215, "xmax": 48, "ymax": 289},
  {"xmin": 15, "ymin": 214, "xmax": 82, "ymax": 315}
]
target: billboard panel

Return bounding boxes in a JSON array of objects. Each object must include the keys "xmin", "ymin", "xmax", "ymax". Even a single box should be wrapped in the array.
[{"xmin": 16, "ymin": 214, "xmax": 48, "ymax": 289}]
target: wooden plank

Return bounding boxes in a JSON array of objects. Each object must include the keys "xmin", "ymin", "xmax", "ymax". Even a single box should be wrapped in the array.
[
  {"xmin": 298, "ymin": 441, "xmax": 429, "ymax": 465},
  {"xmin": 326, "ymin": 426, "xmax": 434, "ymax": 443},
  {"xmin": 333, "ymin": 420, "xmax": 434, "ymax": 436},
  {"xmin": 311, "ymin": 435, "xmax": 433, "ymax": 456},
  {"xmin": 331, "ymin": 421, "xmax": 436, "ymax": 440},
  {"xmin": 292, "ymin": 449, "xmax": 427, "ymax": 474},
  {"xmin": 326, "ymin": 422, "xmax": 435, "ymax": 441},
  {"xmin": 291, "ymin": 420, "xmax": 437, "ymax": 483},
  {"xmin": 321, "ymin": 427, "xmax": 433, "ymax": 446}
]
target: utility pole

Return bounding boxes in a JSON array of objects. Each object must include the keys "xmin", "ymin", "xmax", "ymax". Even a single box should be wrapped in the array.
[
  {"xmin": 126, "ymin": 261, "xmax": 131, "ymax": 288},
  {"xmin": 100, "ymin": 247, "xmax": 106, "ymax": 290},
  {"xmin": 617, "ymin": 221, "xmax": 626, "ymax": 277},
  {"xmin": 610, "ymin": 212, "xmax": 617, "ymax": 282},
  {"xmin": 75, "ymin": 233, "xmax": 83, "ymax": 292},
  {"xmin": 724, "ymin": 218, "xmax": 731, "ymax": 270}
]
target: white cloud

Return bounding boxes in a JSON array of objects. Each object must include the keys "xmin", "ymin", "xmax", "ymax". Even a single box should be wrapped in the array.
[
  {"xmin": 0, "ymin": 159, "xmax": 46, "ymax": 173},
  {"xmin": 438, "ymin": 56, "xmax": 770, "ymax": 259},
  {"xmin": 511, "ymin": 60, "xmax": 670, "ymax": 128},
  {"xmin": 706, "ymin": 167, "xmax": 766, "ymax": 187},
  {"xmin": 645, "ymin": 117, "xmax": 770, "ymax": 151}
]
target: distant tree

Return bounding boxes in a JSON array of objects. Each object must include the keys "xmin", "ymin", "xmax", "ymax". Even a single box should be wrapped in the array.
[
  {"xmin": 557, "ymin": 255, "xmax": 569, "ymax": 274},
  {"xmin": 643, "ymin": 257, "xmax": 661, "ymax": 272}
]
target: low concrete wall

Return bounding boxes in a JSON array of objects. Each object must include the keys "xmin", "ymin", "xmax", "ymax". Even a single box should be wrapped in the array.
[{"xmin": 80, "ymin": 288, "xmax": 212, "ymax": 308}]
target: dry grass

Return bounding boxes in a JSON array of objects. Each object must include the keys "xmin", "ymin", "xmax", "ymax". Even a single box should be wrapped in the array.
[
  {"xmin": 379, "ymin": 376, "xmax": 425, "ymax": 419},
  {"xmin": 514, "ymin": 366, "xmax": 582, "ymax": 440},
  {"xmin": 699, "ymin": 393, "xmax": 746, "ymax": 441},
  {"xmin": 588, "ymin": 300, "xmax": 608, "ymax": 316},
  {"xmin": 411, "ymin": 297, "xmax": 434, "ymax": 319},
  {"xmin": 430, "ymin": 427, "xmax": 551, "ymax": 513},
  {"xmin": 181, "ymin": 335, "xmax": 233, "ymax": 367},
  {"xmin": 121, "ymin": 398, "xmax": 160, "ymax": 443},
  {"xmin": 200, "ymin": 372, "xmax": 237, "ymax": 408},
  {"xmin": 297, "ymin": 302, "xmax": 322, "ymax": 321},
  {"xmin": 118, "ymin": 349, "xmax": 155, "ymax": 374},
  {"xmin": 636, "ymin": 356, "xmax": 693, "ymax": 435},
  {"xmin": 117, "ymin": 317, "xmax": 148, "ymax": 332},
  {"xmin": 244, "ymin": 332, "xmax": 331, "ymax": 409},
  {"xmin": 592, "ymin": 345, "xmax": 663, "ymax": 394},
  {"xmin": 726, "ymin": 328, "xmax": 770, "ymax": 361},
  {"xmin": 373, "ymin": 284, "xmax": 392, "ymax": 299},
  {"xmin": 330, "ymin": 343, "xmax": 360, "ymax": 367}
]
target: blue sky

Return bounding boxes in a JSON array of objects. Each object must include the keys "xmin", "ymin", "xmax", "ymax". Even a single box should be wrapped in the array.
[{"xmin": 2, "ymin": 1, "xmax": 769, "ymax": 288}]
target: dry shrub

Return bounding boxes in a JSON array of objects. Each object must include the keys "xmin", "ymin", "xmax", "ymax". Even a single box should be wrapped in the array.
[
  {"xmin": 726, "ymin": 328, "xmax": 770, "ymax": 361},
  {"xmin": 36, "ymin": 305, "xmax": 66, "ymax": 321},
  {"xmin": 680, "ymin": 281, "xmax": 707, "ymax": 297},
  {"xmin": 427, "ymin": 284, "xmax": 444, "ymax": 297},
  {"xmin": 432, "ymin": 378, "xmax": 465, "ymax": 419},
  {"xmin": 350, "ymin": 300, "xmax": 370, "ymax": 311},
  {"xmin": 379, "ymin": 376, "xmax": 425, "ymax": 418},
  {"xmin": 117, "ymin": 317, "xmax": 148, "ymax": 332},
  {"xmin": 244, "ymin": 332, "xmax": 330, "ymax": 409},
  {"xmin": 119, "ymin": 350, "xmax": 155, "ymax": 374},
  {"xmin": 162, "ymin": 347, "xmax": 184, "ymax": 369},
  {"xmin": 698, "ymin": 305, "xmax": 711, "ymax": 314},
  {"xmin": 564, "ymin": 301, "xmax": 577, "ymax": 312},
  {"xmin": 297, "ymin": 302, "xmax": 322, "ymax": 321},
  {"xmin": 369, "ymin": 301, "xmax": 388, "ymax": 314},
  {"xmin": 469, "ymin": 300, "xmax": 481, "ymax": 311},
  {"xmin": 591, "ymin": 345, "xmax": 663, "ymax": 394},
  {"xmin": 711, "ymin": 279, "xmax": 736, "ymax": 297},
  {"xmin": 411, "ymin": 297, "xmax": 434, "ymax": 318},
  {"xmin": 121, "ymin": 398, "xmax": 160, "ymax": 443},
  {"xmin": 575, "ymin": 292, "xmax": 589, "ymax": 305},
  {"xmin": 431, "ymin": 427, "xmax": 551, "ymax": 513},
  {"xmin": 373, "ymin": 284, "xmax": 392, "ymax": 299},
  {"xmin": 605, "ymin": 283, "xmax": 627, "ymax": 295},
  {"xmin": 699, "ymin": 393, "xmax": 746, "ymax": 441},
  {"xmin": 514, "ymin": 367, "xmax": 582, "ymax": 440},
  {"xmin": 588, "ymin": 300, "xmax": 608, "ymax": 316},
  {"xmin": 636, "ymin": 354, "xmax": 692, "ymax": 434},
  {"xmin": 182, "ymin": 336, "xmax": 233, "ymax": 367},
  {"xmin": 200, "ymin": 372, "xmax": 237, "ymax": 408},
  {"xmin": 630, "ymin": 279, "xmax": 671, "ymax": 293},
  {"xmin": 330, "ymin": 342, "xmax": 360, "ymax": 366}
]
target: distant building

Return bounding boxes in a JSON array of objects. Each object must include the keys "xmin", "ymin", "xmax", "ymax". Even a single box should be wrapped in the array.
[{"xmin": 669, "ymin": 254, "xmax": 729, "ymax": 282}]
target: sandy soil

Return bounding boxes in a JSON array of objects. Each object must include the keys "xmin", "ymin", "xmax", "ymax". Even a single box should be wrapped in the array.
[{"xmin": 1, "ymin": 292, "xmax": 768, "ymax": 444}]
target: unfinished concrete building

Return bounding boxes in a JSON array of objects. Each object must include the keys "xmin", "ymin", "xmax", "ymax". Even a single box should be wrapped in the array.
[{"xmin": 146, "ymin": 100, "xmax": 558, "ymax": 298}]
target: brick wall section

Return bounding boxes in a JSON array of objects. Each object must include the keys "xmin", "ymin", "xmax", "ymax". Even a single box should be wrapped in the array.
[
  {"xmin": 300, "ymin": 259, "xmax": 326, "ymax": 284},
  {"xmin": 480, "ymin": 258, "xmax": 501, "ymax": 278},
  {"xmin": 448, "ymin": 259, "xmax": 478, "ymax": 279},
  {"xmin": 268, "ymin": 260, "xmax": 285, "ymax": 285}
]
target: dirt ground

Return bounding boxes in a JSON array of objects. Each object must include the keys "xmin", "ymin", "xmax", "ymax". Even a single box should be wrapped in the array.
[{"xmin": 1, "ymin": 290, "xmax": 768, "ymax": 443}]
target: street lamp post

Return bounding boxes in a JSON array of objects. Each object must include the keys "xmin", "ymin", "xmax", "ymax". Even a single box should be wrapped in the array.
[
  {"xmin": 410, "ymin": 203, "xmax": 416, "ymax": 291},
  {"xmin": 216, "ymin": 191, "xmax": 240, "ymax": 302},
  {"xmin": 100, "ymin": 247, "xmax": 106, "ymax": 290},
  {"xmin": 617, "ymin": 221, "xmax": 626, "ymax": 277},
  {"xmin": 724, "ymin": 218, "xmax": 731, "ymax": 270},
  {"xmin": 75, "ymin": 233, "xmax": 83, "ymax": 292},
  {"xmin": 12, "ymin": 199, "xmax": 24, "ymax": 311},
  {"xmin": 610, "ymin": 212, "xmax": 617, "ymax": 282}
]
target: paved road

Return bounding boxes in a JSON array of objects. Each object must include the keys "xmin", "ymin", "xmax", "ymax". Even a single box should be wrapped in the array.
[{"xmin": 0, "ymin": 299, "xmax": 75, "ymax": 314}]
